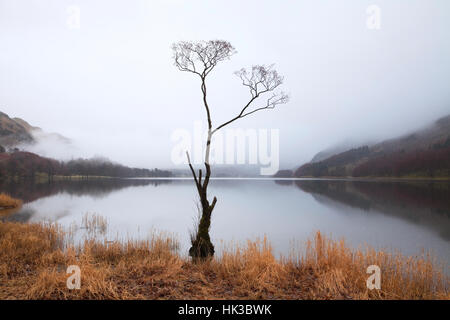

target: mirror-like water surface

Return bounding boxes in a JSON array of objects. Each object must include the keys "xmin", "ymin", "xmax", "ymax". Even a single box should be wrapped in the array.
[{"xmin": 2, "ymin": 178, "xmax": 449, "ymax": 270}]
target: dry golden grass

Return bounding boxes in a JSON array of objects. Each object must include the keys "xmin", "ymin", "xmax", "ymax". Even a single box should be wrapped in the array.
[
  {"xmin": 0, "ymin": 193, "xmax": 22, "ymax": 210},
  {"xmin": 0, "ymin": 221, "xmax": 448, "ymax": 300}
]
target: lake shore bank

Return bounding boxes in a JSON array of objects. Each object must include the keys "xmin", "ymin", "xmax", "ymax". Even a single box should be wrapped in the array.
[
  {"xmin": 0, "ymin": 221, "xmax": 448, "ymax": 300},
  {"xmin": 0, "ymin": 194, "xmax": 22, "ymax": 211}
]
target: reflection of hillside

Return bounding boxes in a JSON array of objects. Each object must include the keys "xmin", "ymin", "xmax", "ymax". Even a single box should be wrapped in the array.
[
  {"xmin": 0, "ymin": 178, "xmax": 172, "ymax": 203},
  {"xmin": 294, "ymin": 180, "xmax": 450, "ymax": 241},
  {"xmin": 296, "ymin": 180, "xmax": 372, "ymax": 210},
  {"xmin": 274, "ymin": 179, "xmax": 294, "ymax": 186}
]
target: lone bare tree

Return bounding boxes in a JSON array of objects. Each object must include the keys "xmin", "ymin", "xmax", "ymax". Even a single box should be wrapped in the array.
[{"xmin": 172, "ymin": 40, "xmax": 288, "ymax": 259}]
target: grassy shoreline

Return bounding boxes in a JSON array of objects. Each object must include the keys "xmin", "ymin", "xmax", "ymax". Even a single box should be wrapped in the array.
[
  {"xmin": 0, "ymin": 194, "xmax": 22, "ymax": 211},
  {"xmin": 0, "ymin": 220, "xmax": 448, "ymax": 300}
]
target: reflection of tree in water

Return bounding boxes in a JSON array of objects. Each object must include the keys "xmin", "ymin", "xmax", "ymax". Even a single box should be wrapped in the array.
[
  {"xmin": 294, "ymin": 180, "xmax": 450, "ymax": 241},
  {"xmin": 0, "ymin": 178, "xmax": 172, "ymax": 204}
]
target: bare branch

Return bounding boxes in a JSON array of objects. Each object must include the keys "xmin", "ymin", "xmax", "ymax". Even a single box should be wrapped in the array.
[
  {"xmin": 240, "ymin": 91, "xmax": 289, "ymax": 118},
  {"xmin": 186, "ymin": 151, "xmax": 201, "ymax": 194},
  {"xmin": 172, "ymin": 40, "xmax": 236, "ymax": 131},
  {"xmin": 172, "ymin": 40, "xmax": 236, "ymax": 79},
  {"xmin": 212, "ymin": 65, "xmax": 289, "ymax": 134}
]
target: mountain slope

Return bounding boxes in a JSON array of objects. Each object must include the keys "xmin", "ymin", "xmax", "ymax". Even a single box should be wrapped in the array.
[
  {"xmin": 0, "ymin": 112, "xmax": 34, "ymax": 147},
  {"xmin": 295, "ymin": 114, "xmax": 450, "ymax": 178},
  {"xmin": 0, "ymin": 111, "xmax": 71, "ymax": 149},
  {"xmin": 13, "ymin": 116, "xmax": 71, "ymax": 145},
  {"xmin": 11, "ymin": 117, "xmax": 40, "ymax": 131}
]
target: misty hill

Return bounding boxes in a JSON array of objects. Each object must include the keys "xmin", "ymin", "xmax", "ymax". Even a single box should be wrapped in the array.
[
  {"xmin": 295, "ymin": 114, "xmax": 450, "ymax": 178},
  {"xmin": 0, "ymin": 110, "xmax": 71, "ymax": 148},
  {"xmin": 13, "ymin": 116, "xmax": 71, "ymax": 145},
  {"xmin": 0, "ymin": 111, "xmax": 172, "ymax": 179},
  {"xmin": 273, "ymin": 169, "xmax": 294, "ymax": 178},
  {"xmin": 310, "ymin": 145, "xmax": 350, "ymax": 163},
  {"xmin": 10, "ymin": 117, "xmax": 38, "ymax": 132},
  {"xmin": 0, "ymin": 111, "xmax": 34, "ymax": 147}
]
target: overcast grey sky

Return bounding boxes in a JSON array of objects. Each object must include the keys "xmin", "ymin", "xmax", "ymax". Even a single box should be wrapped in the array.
[{"xmin": 1, "ymin": 0, "xmax": 449, "ymax": 169}]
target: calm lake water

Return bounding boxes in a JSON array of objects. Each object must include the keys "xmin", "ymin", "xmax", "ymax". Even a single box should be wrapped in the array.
[{"xmin": 1, "ymin": 178, "xmax": 449, "ymax": 270}]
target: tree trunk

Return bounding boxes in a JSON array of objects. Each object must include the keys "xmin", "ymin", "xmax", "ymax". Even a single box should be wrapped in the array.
[
  {"xmin": 188, "ymin": 129, "xmax": 217, "ymax": 260},
  {"xmin": 189, "ymin": 183, "xmax": 217, "ymax": 259}
]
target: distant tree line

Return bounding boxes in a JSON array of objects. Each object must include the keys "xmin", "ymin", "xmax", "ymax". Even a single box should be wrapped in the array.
[{"xmin": 0, "ymin": 149, "xmax": 171, "ymax": 180}]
